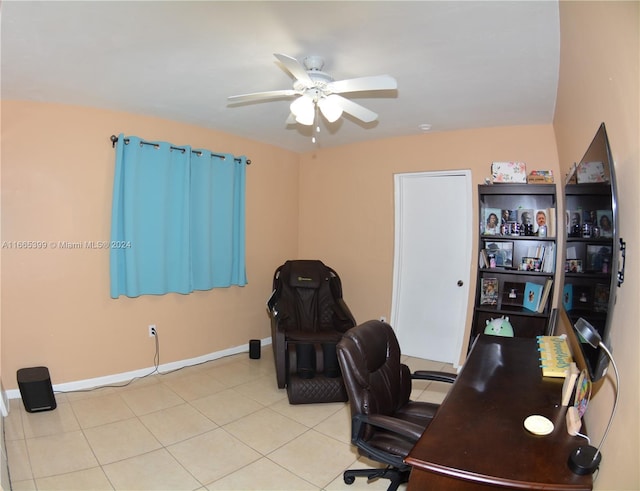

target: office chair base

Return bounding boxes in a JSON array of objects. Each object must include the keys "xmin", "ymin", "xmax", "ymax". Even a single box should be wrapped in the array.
[{"xmin": 343, "ymin": 466, "xmax": 410, "ymax": 491}]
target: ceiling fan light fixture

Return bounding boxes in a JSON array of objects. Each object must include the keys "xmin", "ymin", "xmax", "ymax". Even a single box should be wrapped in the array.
[
  {"xmin": 290, "ymin": 96, "xmax": 315, "ymax": 125},
  {"xmin": 318, "ymin": 96, "xmax": 343, "ymax": 123}
]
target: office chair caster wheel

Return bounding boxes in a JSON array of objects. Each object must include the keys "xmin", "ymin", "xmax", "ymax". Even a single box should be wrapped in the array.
[{"xmin": 344, "ymin": 475, "xmax": 355, "ymax": 485}]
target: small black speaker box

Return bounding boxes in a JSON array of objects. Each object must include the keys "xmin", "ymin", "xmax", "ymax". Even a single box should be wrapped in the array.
[
  {"xmin": 249, "ymin": 339, "xmax": 261, "ymax": 359},
  {"xmin": 17, "ymin": 366, "xmax": 57, "ymax": 413}
]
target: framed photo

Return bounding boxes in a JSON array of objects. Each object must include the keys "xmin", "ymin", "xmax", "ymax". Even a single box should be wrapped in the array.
[
  {"xmin": 562, "ymin": 284, "xmax": 573, "ymax": 311},
  {"xmin": 596, "ymin": 210, "xmax": 613, "ymax": 237},
  {"xmin": 565, "ymin": 259, "xmax": 583, "ymax": 273},
  {"xmin": 482, "ymin": 208, "xmax": 501, "ymax": 235},
  {"xmin": 566, "ymin": 210, "xmax": 582, "ymax": 237},
  {"xmin": 500, "ymin": 209, "xmax": 518, "ymax": 224},
  {"xmin": 523, "ymin": 281, "xmax": 543, "ymax": 312},
  {"xmin": 501, "ymin": 281, "xmax": 525, "ymax": 307},
  {"xmin": 517, "ymin": 209, "xmax": 534, "ymax": 228},
  {"xmin": 586, "ymin": 244, "xmax": 612, "ymax": 273},
  {"xmin": 480, "ymin": 278, "xmax": 499, "ymax": 305},
  {"xmin": 484, "ymin": 241, "xmax": 514, "ymax": 268},
  {"xmin": 594, "ymin": 283, "xmax": 610, "ymax": 313},
  {"xmin": 573, "ymin": 285, "xmax": 592, "ymax": 309},
  {"xmin": 520, "ymin": 257, "xmax": 541, "ymax": 272}
]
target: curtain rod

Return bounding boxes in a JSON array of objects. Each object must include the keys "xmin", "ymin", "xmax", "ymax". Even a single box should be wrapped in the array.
[{"xmin": 109, "ymin": 135, "xmax": 251, "ymax": 165}]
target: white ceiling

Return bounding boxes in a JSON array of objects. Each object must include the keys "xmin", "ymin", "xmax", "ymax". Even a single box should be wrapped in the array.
[{"xmin": 1, "ymin": 1, "xmax": 560, "ymax": 153}]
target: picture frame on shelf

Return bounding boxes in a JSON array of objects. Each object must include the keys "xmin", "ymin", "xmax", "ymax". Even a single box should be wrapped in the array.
[
  {"xmin": 593, "ymin": 283, "xmax": 610, "ymax": 313},
  {"xmin": 520, "ymin": 257, "xmax": 541, "ymax": 272},
  {"xmin": 482, "ymin": 208, "xmax": 502, "ymax": 235},
  {"xmin": 565, "ymin": 259, "xmax": 583, "ymax": 273},
  {"xmin": 562, "ymin": 284, "xmax": 573, "ymax": 311},
  {"xmin": 533, "ymin": 208, "xmax": 548, "ymax": 235},
  {"xmin": 523, "ymin": 281, "xmax": 543, "ymax": 312},
  {"xmin": 480, "ymin": 278, "xmax": 499, "ymax": 305},
  {"xmin": 573, "ymin": 285, "xmax": 592, "ymax": 309},
  {"xmin": 501, "ymin": 281, "xmax": 525, "ymax": 308},
  {"xmin": 567, "ymin": 210, "xmax": 582, "ymax": 237},
  {"xmin": 501, "ymin": 209, "xmax": 518, "ymax": 224},
  {"xmin": 484, "ymin": 241, "xmax": 514, "ymax": 268},
  {"xmin": 586, "ymin": 244, "xmax": 612, "ymax": 273},
  {"xmin": 596, "ymin": 210, "xmax": 613, "ymax": 237},
  {"xmin": 518, "ymin": 208, "xmax": 534, "ymax": 229}
]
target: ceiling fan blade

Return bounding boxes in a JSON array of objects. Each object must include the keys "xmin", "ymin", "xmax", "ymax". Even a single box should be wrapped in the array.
[
  {"xmin": 317, "ymin": 95, "xmax": 343, "ymax": 123},
  {"xmin": 274, "ymin": 53, "xmax": 315, "ymax": 88},
  {"xmin": 227, "ymin": 89, "xmax": 299, "ymax": 103},
  {"xmin": 328, "ymin": 75, "xmax": 397, "ymax": 94},
  {"xmin": 330, "ymin": 95, "xmax": 378, "ymax": 123}
]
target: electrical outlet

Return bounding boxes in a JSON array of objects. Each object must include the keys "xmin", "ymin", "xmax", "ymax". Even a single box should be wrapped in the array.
[{"xmin": 148, "ymin": 325, "xmax": 157, "ymax": 337}]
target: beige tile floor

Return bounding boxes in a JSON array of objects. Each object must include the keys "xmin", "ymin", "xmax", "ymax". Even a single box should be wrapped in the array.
[{"xmin": 4, "ymin": 346, "xmax": 454, "ymax": 491}]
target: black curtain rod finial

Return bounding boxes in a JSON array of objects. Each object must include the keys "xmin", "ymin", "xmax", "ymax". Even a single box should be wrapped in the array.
[{"xmin": 110, "ymin": 135, "xmax": 119, "ymax": 148}]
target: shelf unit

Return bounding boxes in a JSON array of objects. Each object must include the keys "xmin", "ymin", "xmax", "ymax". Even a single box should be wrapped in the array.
[{"xmin": 471, "ymin": 184, "xmax": 558, "ymax": 344}]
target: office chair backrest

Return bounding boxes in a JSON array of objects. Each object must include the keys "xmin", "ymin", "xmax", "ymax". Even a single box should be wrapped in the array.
[
  {"xmin": 272, "ymin": 260, "xmax": 347, "ymax": 333},
  {"xmin": 337, "ymin": 321, "xmax": 413, "ymax": 424}
]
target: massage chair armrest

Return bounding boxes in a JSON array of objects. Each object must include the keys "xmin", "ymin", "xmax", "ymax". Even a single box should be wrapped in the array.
[
  {"xmin": 270, "ymin": 319, "xmax": 287, "ymax": 389},
  {"xmin": 266, "ymin": 289, "xmax": 277, "ymax": 316},
  {"xmin": 351, "ymin": 413, "xmax": 425, "ymax": 444},
  {"xmin": 412, "ymin": 370, "xmax": 457, "ymax": 384}
]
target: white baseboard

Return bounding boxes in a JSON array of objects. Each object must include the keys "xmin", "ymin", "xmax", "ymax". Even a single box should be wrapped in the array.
[
  {"xmin": 5, "ymin": 337, "xmax": 271, "ymax": 400},
  {"xmin": 0, "ymin": 380, "xmax": 9, "ymax": 416}
]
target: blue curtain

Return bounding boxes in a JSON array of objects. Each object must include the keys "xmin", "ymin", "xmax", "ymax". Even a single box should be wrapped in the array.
[{"xmin": 110, "ymin": 134, "xmax": 247, "ymax": 298}]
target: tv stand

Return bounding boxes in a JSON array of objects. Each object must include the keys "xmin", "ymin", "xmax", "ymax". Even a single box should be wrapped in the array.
[{"xmin": 405, "ymin": 335, "xmax": 593, "ymax": 490}]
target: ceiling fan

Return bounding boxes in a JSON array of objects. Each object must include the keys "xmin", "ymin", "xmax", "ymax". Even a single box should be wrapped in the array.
[{"xmin": 228, "ymin": 53, "xmax": 397, "ymax": 127}]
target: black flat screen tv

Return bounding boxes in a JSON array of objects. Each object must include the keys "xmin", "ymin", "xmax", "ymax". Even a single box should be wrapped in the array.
[{"xmin": 563, "ymin": 123, "xmax": 623, "ymax": 382}]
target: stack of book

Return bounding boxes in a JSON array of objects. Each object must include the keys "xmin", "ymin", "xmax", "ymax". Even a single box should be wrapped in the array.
[{"xmin": 537, "ymin": 335, "xmax": 573, "ymax": 378}]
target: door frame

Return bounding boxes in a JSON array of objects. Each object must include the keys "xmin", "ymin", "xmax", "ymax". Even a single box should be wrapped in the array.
[{"xmin": 390, "ymin": 169, "xmax": 472, "ymax": 366}]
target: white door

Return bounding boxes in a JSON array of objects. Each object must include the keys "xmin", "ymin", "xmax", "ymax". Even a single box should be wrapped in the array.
[{"xmin": 391, "ymin": 171, "xmax": 472, "ymax": 364}]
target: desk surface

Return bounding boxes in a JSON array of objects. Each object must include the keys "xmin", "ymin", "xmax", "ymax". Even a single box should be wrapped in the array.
[{"xmin": 406, "ymin": 335, "xmax": 593, "ymax": 490}]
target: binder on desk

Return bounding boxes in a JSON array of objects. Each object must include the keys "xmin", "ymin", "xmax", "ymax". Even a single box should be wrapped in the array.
[{"xmin": 538, "ymin": 335, "xmax": 573, "ymax": 377}]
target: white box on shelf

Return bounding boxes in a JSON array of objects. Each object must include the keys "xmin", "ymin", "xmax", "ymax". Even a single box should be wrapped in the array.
[
  {"xmin": 491, "ymin": 162, "xmax": 527, "ymax": 183},
  {"xmin": 577, "ymin": 161, "xmax": 607, "ymax": 183}
]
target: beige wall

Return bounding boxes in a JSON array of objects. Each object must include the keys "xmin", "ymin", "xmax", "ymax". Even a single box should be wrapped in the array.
[
  {"xmin": 297, "ymin": 126, "xmax": 560, "ymax": 363},
  {"xmin": 1, "ymin": 102, "xmax": 559, "ymax": 386},
  {"xmin": 1, "ymin": 100, "xmax": 299, "ymax": 386},
  {"xmin": 554, "ymin": 1, "xmax": 639, "ymax": 489}
]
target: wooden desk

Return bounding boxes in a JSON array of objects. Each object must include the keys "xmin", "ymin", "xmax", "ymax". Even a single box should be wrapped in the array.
[{"xmin": 405, "ymin": 335, "xmax": 593, "ymax": 490}]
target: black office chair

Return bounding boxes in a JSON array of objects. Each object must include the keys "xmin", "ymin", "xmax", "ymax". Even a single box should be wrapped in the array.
[
  {"xmin": 336, "ymin": 320, "xmax": 456, "ymax": 490},
  {"xmin": 267, "ymin": 259, "xmax": 356, "ymax": 404}
]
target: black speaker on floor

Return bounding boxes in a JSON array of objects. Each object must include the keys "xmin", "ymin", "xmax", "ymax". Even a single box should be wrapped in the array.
[
  {"xmin": 249, "ymin": 339, "xmax": 261, "ymax": 359},
  {"xmin": 17, "ymin": 366, "xmax": 57, "ymax": 413}
]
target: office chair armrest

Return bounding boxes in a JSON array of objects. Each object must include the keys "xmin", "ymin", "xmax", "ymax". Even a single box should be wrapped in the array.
[
  {"xmin": 412, "ymin": 370, "xmax": 457, "ymax": 384},
  {"xmin": 352, "ymin": 413, "xmax": 425, "ymax": 443}
]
